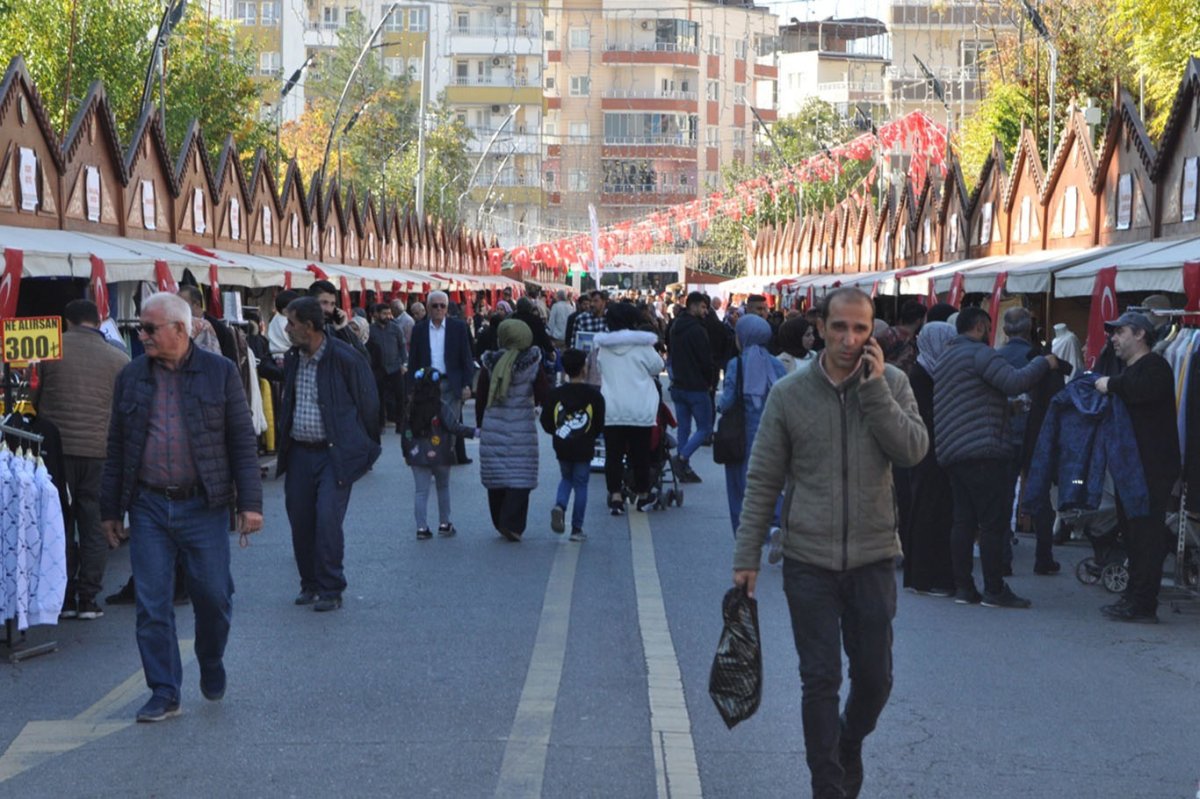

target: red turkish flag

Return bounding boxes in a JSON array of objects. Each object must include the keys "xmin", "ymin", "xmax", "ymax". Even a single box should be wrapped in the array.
[
  {"xmin": 536, "ymin": 243, "xmax": 559, "ymax": 270},
  {"xmin": 1085, "ymin": 266, "xmax": 1119, "ymax": 369},
  {"xmin": 987, "ymin": 272, "xmax": 1007, "ymax": 345},
  {"xmin": 89, "ymin": 255, "xmax": 110, "ymax": 321},
  {"xmin": 926, "ymin": 283, "xmax": 938, "ymax": 307},
  {"xmin": 465, "ymin": 291, "xmax": 475, "ymax": 319},
  {"xmin": 946, "ymin": 272, "xmax": 965, "ymax": 308},
  {"xmin": 391, "ymin": 280, "xmax": 403, "ymax": 301},
  {"xmin": 1183, "ymin": 261, "xmax": 1200, "ymax": 325},
  {"xmin": 208, "ymin": 264, "xmax": 223, "ymax": 320},
  {"xmin": 487, "ymin": 248, "xmax": 505, "ymax": 275},
  {"xmin": 0, "ymin": 249, "xmax": 21, "ymax": 319},
  {"xmin": 805, "ymin": 285, "xmax": 815, "ymax": 311},
  {"xmin": 560, "ymin": 241, "xmax": 579, "ymax": 265},
  {"xmin": 338, "ymin": 277, "xmax": 353, "ymax": 316},
  {"xmin": 374, "ymin": 281, "xmax": 383, "ymax": 302},
  {"xmin": 306, "ymin": 264, "xmax": 328, "ymax": 280},
  {"xmin": 284, "ymin": 270, "xmax": 293, "ymax": 290},
  {"xmin": 154, "ymin": 260, "xmax": 177, "ymax": 293},
  {"xmin": 869, "ymin": 280, "xmax": 879, "ymax": 300},
  {"xmin": 510, "ymin": 246, "xmax": 531, "ymax": 275},
  {"xmin": 359, "ymin": 278, "xmax": 369, "ymax": 308}
]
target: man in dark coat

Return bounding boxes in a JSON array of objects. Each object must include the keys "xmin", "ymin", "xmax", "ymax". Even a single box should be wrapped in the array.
[
  {"xmin": 668, "ymin": 292, "xmax": 713, "ymax": 483},
  {"xmin": 409, "ymin": 290, "xmax": 477, "ymax": 463}
]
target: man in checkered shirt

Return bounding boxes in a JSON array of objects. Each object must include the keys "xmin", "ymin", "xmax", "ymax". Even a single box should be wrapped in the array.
[{"xmin": 570, "ymin": 290, "xmax": 610, "ymax": 350}]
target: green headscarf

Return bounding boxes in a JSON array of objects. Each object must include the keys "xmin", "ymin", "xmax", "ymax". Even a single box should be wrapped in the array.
[{"xmin": 487, "ymin": 319, "xmax": 534, "ymax": 407}]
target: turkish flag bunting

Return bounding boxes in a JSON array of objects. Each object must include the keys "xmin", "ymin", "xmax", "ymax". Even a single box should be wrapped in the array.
[
  {"xmin": 338, "ymin": 277, "xmax": 353, "ymax": 316},
  {"xmin": 89, "ymin": 255, "xmax": 110, "ymax": 321},
  {"xmin": 487, "ymin": 248, "xmax": 505, "ymax": 275},
  {"xmin": 946, "ymin": 272, "xmax": 965, "ymax": 309},
  {"xmin": 154, "ymin": 260, "xmax": 178, "ymax": 293},
  {"xmin": 1085, "ymin": 266, "xmax": 1118, "ymax": 369},
  {"xmin": 536, "ymin": 243, "xmax": 559, "ymax": 270},
  {"xmin": 511, "ymin": 246, "xmax": 531, "ymax": 274},
  {"xmin": 208, "ymin": 264, "xmax": 224, "ymax": 320},
  {"xmin": 0, "ymin": 249, "xmax": 21, "ymax": 320},
  {"xmin": 987, "ymin": 272, "xmax": 1007, "ymax": 345},
  {"xmin": 560, "ymin": 241, "xmax": 579, "ymax": 265}
]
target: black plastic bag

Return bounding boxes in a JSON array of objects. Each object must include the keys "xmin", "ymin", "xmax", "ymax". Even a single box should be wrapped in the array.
[{"xmin": 708, "ymin": 585, "xmax": 762, "ymax": 729}]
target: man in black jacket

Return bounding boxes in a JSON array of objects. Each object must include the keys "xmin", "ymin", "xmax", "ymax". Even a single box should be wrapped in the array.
[
  {"xmin": 1094, "ymin": 311, "xmax": 1179, "ymax": 623},
  {"xmin": 309, "ymin": 279, "xmax": 369, "ymax": 359},
  {"xmin": 669, "ymin": 292, "xmax": 713, "ymax": 483},
  {"xmin": 100, "ymin": 292, "xmax": 262, "ymax": 722},
  {"xmin": 278, "ymin": 298, "xmax": 381, "ymax": 613}
]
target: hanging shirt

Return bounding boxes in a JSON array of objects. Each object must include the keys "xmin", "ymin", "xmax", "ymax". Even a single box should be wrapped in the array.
[
  {"xmin": 0, "ymin": 449, "xmax": 16, "ymax": 625},
  {"xmin": 27, "ymin": 461, "xmax": 66, "ymax": 627}
]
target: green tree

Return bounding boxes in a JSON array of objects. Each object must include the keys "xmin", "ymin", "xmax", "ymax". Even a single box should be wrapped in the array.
[
  {"xmin": 957, "ymin": 80, "xmax": 1035, "ymax": 189},
  {"xmin": 281, "ymin": 12, "xmax": 472, "ymax": 224},
  {"xmin": 0, "ymin": 0, "xmax": 270, "ymax": 157},
  {"xmin": 1110, "ymin": 0, "xmax": 1200, "ymax": 135}
]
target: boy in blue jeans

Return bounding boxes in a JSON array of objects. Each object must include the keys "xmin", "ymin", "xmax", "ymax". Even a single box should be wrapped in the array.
[{"xmin": 540, "ymin": 349, "xmax": 605, "ymax": 541}]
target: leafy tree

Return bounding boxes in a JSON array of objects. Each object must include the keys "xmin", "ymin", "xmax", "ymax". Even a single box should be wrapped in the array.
[
  {"xmin": 0, "ymin": 0, "xmax": 270, "ymax": 158},
  {"xmin": 1110, "ymin": 0, "xmax": 1200, "ymax": 135},
  {"xmin": 957, "ymin": 80, "xmax": 1035, "ymax": 189},
  {"xmin": 279, "ymin": 12, "xmax": 471, "ymax": 224}
]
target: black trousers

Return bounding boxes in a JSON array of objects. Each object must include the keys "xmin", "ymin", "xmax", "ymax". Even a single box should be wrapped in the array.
[
  {"xmin": 948, "ymin": 458, "xmax": 1010, "ymax": 595},
  {"xmin": 488, "ymin": 488, "xmax": 531, "ymax": 537},
  {"xmin": 377, "ymin": 370, "xmax": 406, "ymax": 431},
  {"xmin": 603, "ymin": 425, "xmax": 652, "ymax": 496},
  {"xmin": 63, "ymin": 456, "xmax": 107, "ymax": 602},
  {"xmin": 1115, "ymin": 483, "xmax": 1171, "ymax": 613},
  {"xmin": 783, "ymin": 558, "xmax": 896, "ymax": 799}
]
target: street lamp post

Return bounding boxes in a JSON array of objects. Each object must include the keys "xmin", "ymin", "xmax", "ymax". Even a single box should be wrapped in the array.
[
  {"xmin": 1020, "ymin": 0, "xmax": 1057, "ymax": 165},
  {"xmin": 276, "ymin": 55, "xmax": 315, "ymax": 170}
]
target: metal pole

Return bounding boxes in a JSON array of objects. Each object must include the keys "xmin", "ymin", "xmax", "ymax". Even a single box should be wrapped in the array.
[
  {"xmin": 456, "ymin": 106, "xmax": 518, "ymax": 214},
  {"xmin": 1047, "ymin": 44, "xmax": 1058, "ymax": 165},
  {"xmin": 415, "ymin": 31, "xmax": 430, "ymax": 218},
  {"xmin": 476, "ymin": 147, "xmax": 515, "ymax": 227},
  {"xmin": 318, "ymin": 1, "xmax": 401, "ymax": 190}
]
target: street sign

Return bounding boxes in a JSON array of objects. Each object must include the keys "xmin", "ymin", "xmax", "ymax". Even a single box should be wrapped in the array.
[{"xmin": 2, "ymin": 316, "xmax": 62, "ymax": 364}]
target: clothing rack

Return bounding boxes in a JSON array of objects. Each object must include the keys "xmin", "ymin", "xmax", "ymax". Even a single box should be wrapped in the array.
[{"xmin": 1, "ymin": 421, "xmax": 58, "ymax": 663}]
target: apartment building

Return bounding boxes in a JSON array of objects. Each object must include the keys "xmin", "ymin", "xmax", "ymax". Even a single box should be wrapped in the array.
[
  {"xmin": 776, "ymin": 1, "xmax": 1013, "ymax": 131},
  {"xmin": 542, "ymin": 1, "xmax": 779, "ymax": 235}
]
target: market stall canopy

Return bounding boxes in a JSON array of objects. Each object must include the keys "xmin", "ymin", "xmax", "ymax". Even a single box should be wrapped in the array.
[
  {"xmin": 1054, "ymin": 235, "xmax": 1200, "ymax": 297},
  {"xmin": 897, "ymin": 255, "xmax": 1008, "ymax": 295},
  {"xmin": 959, "ymin": 245, "xmax": 1142, "ymax": 295},
  {"xmin": 0, "ymin": 224, "xmax": 210, "ymax": 282},
  {"xmin": 717, "ymin": 274, "xmax": 779, "ymax": 295}
]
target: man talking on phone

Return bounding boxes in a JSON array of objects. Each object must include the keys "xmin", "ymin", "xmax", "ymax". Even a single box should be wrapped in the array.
[
  {"xmin": 732, "ymin": 287, "xmax": 928, "ymax": 799},
  {"xmin": 308, "ymin": 279, "xmax": 369, "ymax": 359}
]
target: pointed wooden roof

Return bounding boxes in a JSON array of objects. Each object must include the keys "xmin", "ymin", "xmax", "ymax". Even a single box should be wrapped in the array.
[
  {"xmin": 1041, "ymin": 106, "xmax": 1099, "ymax": 204},
  {"xmin": 62, "ymin": 81, "xmax": 126, "ymax": 185},
  {"xmin": 174, "ymin": 120, "xmax": 216, "ymax": 199},
  {"xmin": 1002, "ymin": 126, "xmax": 1046, "ymax": 212},
  {"xmin": 125, "ymin": 107, "xmax": 177, "ymax": 197},
  {"xmin": 1094, "ymin": 85, "xmax": 1157, "ymax": 194},
  {"xmin": 1152, "ymin": 57, "xmax": 1200, "ymax": 180},
  {"xmin": 0, "ymin": 56, "xmax": 64, "ymax": 173}
]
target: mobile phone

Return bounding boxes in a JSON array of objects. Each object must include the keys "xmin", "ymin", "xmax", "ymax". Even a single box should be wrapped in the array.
[{"xmin": 862, "ymin": 337, "xmax": 876, "ymax": 377}]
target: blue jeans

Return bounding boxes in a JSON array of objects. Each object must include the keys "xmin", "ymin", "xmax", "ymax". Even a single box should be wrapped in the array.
[
  {"xmin": 285, "ymin": 446, "xmax": 353, "ymax": 598},
  {"xmin": 671, "ymin": 387, "xmax": 713, "ymax": 461},
  {"xmin": 555, "ymin": 460, "xmax": 591, "ymax": 530},
  {"xmin": 725, "ymin": 460, "xmax": 783, "ymax": 536},
  {"xmin": 128, "ymin": 491, "xmax": 232, "ymax": 702}
]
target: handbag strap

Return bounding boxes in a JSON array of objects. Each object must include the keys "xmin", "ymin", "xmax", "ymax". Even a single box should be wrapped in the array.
[{"xmin": 736, "ymin": 355, "xmax": 743, "ymax": 404}]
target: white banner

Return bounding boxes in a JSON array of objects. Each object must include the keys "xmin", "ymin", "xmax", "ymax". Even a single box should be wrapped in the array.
[
  {"xmin": 230, "ymin": 196, "xmax": 241, "ymax": 241},
  {"xmin": 1117, "ymin": 173, "xmax": 1132, "ymax": 230},
  {"xmin": 85, "ymin": 166, "xmax": 101, "ymax": 222},
  {"xmin": 588, "ymin": 203, "xmax": 602, "ymax": 284},
  {"xmin": 262, "ymin": 209, "xmax": 273, "ymax": 246},
  {"xmin": 1183, "ymin": 157, "xmax": 1198, "ymax": 223},
  {"xmin": 193, "ymin": 188, "xmax": 206, "ymax": 234},
  {"xmin": 604, "ymin": 253, "xmax": 686, "ymax": 273},
  {"xmin": 141, "ymin": 180, "xmax": 156, "ymax": 230},
  {"xmin": 19, "ymin": 147, "xmax": 37, "ymax": 211}
]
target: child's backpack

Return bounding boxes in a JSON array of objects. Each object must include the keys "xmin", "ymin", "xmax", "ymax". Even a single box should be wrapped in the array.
[{"xmin": 408, "ymin": 367, "xmax": 444, "ymax": 439}]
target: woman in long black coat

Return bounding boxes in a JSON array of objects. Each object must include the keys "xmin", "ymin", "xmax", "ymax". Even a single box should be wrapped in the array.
[{"xmin": 903, "ymin": 321, "xmax": 956, "ymax": 595}]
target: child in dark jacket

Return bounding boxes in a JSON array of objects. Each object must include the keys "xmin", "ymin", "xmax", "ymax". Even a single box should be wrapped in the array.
[
  {"xmin": 403, "ymin": 368, "xmax": 476, "ymax": 539},
  {"xmin": 540, "ymin": 349, "xmax": 605, "ymax": 541}
]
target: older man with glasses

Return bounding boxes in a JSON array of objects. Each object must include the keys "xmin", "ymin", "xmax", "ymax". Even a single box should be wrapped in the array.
[
  {"xmin": 408, "ymin": 290, "xmax": 477, "ymax": 464},
  {"xmin": 101, "ymin": 292, "xmax": 262, "ymax": 723}
]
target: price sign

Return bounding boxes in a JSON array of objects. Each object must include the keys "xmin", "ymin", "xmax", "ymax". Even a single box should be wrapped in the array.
[{"xmin": 2, "ymin": 316, "xmax": 62, "ymax": 364}]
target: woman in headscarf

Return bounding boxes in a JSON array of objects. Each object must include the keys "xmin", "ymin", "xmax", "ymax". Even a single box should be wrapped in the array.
[
  {"xmin": 717, "ymin": 314, "xmax": 788, "ymax": 535},
  {"xmin": 902, "ymin": 320, "xmax": 956, "ymax": 595},
  {"xmin": 776, "ymin": 316, "xmax": 817, "ymax": 374},
  {"xmin": 594, "ymin": 302, "xmax": 664, "ymax": 514},
  {"xmin": 474, "ymin": 300, "xmax": 512, "ymax": 358},
  {"xmin": 476, "ymin": 319, "xmax": 544, "ymax": 541}
]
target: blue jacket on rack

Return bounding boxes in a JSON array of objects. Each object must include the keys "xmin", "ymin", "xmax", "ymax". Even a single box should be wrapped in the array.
[{"xmin": 1023, "ymin": 373, "xmax": 1149, "ymax": 518}]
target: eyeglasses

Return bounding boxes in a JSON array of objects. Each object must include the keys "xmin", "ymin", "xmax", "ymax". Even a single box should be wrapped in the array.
[
  {"xmin": 429, "ymin": 303, "xmax": 447, "ymax": 309},
  {"xmin": 136, "ymin": 321, "xmax": 177, "ymax": 336}
]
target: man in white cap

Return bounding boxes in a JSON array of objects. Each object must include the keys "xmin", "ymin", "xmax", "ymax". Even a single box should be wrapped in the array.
[{"xmin": 1094, "ymin": 311, "xmax": 1179, "ymax": 623}]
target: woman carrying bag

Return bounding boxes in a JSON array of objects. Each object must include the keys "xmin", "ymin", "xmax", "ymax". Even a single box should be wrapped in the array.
[
  {"xmin": 476, "ymin": 319, "xmax": 547, "ymax": 541},
  {"xmin": 716, "ymin": 314, "xmax": 787, "ymax": 535}
]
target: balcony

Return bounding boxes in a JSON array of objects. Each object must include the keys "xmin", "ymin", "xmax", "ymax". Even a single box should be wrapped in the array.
[
  {"xmin": 602, "ymin": 41, "xmax": 701, "ymax": 68},
  {"xmin": 463, "ymin": 128, "xmax": 542, "ymax": 154},
  {"xmin": 601, "ymin": 88, "xmax": 699, "ymax": 112},
  {"xmin": 600, "ymin": 184, "xmax": 698, "ymax": 205},
  {"xmin": 467, "ymin": 183, "xmax": 544, "ymax": 205},
  {"xmin": 815, "ymin": 79, "xmax": 885, "ymax": 103},
  {"xmin": 449, "ymin": 25, "xmax": 542, "ymax": 56},
  {"xmin": 603, "ymin": 135, "xmax": 697, "ymax": 147},
  {"xmin": 602, "ymin": 89, "xmax": 698, "ymax": 102},
  {"xmin": 445, "ymin": 75, "xmax": 543, "ymax": 105}
]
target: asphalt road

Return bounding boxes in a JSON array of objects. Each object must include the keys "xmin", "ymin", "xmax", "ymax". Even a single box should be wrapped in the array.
[{"xmin": 3, "ymin": 412, "xmax": 1199, "ymax": 799}]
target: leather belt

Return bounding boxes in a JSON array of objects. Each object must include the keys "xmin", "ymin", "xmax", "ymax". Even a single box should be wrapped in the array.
[
  {"xmin": 138, "ymin": 483, "xmax": 203, "ymax": 501},
  {"xmin": 290, "ymin": 438, "xmax": 330, "ymax": 450}
]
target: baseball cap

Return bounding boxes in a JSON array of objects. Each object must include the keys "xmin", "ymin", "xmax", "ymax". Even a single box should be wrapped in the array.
[{"xmin": 1103, "ymin": 311, "xmax": 1155, "ymax": 336}]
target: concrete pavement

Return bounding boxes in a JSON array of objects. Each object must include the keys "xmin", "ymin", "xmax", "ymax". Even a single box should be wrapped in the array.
[{"xmin": 3, "ymin": 417, "xmax": 1199, "ymax": 798}]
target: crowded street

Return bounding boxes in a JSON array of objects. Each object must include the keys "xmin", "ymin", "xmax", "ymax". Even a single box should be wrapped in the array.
[{"xmin": 3, "ymin": 421, "xmax": 1198, "ymax": 799}]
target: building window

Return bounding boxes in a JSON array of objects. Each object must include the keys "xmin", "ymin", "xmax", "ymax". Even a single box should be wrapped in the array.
[
  {"xmin": 544, "ymin": 171, "xmax": 557, "ymax": 189},
  {"xmin": 322, "ymin": 6, "xmax": 339, "ymax": 29},
  {"xmin": 706, "ymin": 80, "xmax": 719, "ymax": 102},
  {"xmin": 734, "ymin": 129, "xmax": 745, "ymax": 150},
  {"xmin": 569, "ymin": 28, "xmax": 589, "ymax": 50},
  {"xmin": 260, "ymin": 1, "xmax": 279, "ymax": 26},
  {"xmin": 383, "ymin": 8, "xmax": 403, "ymax": 32},
  {"xmin": 707, "ymin": 34, "xmax": 722, "ymax": 55},
  {"xmin": 235, "ymin": 0, "xmax": 255, "ymax": 24},
  {"xmin": 385, "ymin": 57, "xmax": 404, "ymax": 77},
  {"xmin": 407, "ymin": 56, "xmax": 422, "ymax": 77},
  {"xmin": 456, "ymin": 12, "xmax": 470, "ymax": 32},
  {"xmin": 733, "ymin": 85, "xmax": 746, "ymax": 104},
  {"xmin": 567, "ymin": 170, "xmax": 588, "ymax": 191},
  {"xmin": 407, "ymin": 8, "xmax": 428, "ymax": 32},
  {"xmin": 734, "ymin": 38, "xmax": 747, "ymax": 59},
  {"xmin": 259, "ymin": 51, "xmax": 282, "ymax": 76},
  {"xmin": 569, "ymin": 75, "xmax": 590, "ymax": 96},
  {"xmin": 705, "ymin": 127, "xmax": 718, "ymax": 148},
  {"xmin": 544, "ymin": 119, "xmax": 557, "ymax": 138},
  {"xmin": 568, "ymin": 121, "xmax": 589, "ymax": 144}
]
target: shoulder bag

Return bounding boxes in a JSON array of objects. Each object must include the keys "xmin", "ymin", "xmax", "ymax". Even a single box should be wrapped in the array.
[{"xmin": 713, "ymin": 356, "xmax": 746, "ymax": 465}]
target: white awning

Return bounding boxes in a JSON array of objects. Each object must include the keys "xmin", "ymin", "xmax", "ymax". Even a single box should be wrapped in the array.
[
  {"xmin": 959, "ymin": 245, "xmax": 1137, "ymax": 295},
  {"xmin": 897, "ymin": 256, "xmax": 1011, "ymax": 295},
  {"xmin": 1053, "ymin": 237, "xmax": 1200, "ymax": 297}
]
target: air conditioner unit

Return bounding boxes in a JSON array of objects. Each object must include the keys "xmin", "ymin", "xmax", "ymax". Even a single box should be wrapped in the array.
[
  {"xmin": 495, "ymin": 5, "xmax": 505, "ymax": 14},
  {"xmin": 640, "ymin": 20, "xmax": 650, "ymax": 30},
  {"xmin": 491, "ymin": 104, "xmax": 503, "ymax": 113},
  {"xmin": 545, "ymin": 77, "xmax": 556, "ymax": 89},
  {"xmin": 492, "ymin": 57, "xmax": 502, "ymax": 66}
]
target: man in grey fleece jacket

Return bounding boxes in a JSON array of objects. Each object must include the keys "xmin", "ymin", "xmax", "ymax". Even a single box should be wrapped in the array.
[{"xmin": 733, "ymin": 288, "xmax": 928, "ymax": 799}]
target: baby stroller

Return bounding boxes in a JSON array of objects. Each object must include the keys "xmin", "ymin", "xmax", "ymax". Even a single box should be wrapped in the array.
[
  {"xmin": 1063, "ymin": 474, "xmax": 1128, "ymax": 593},
  {"xmin": 619, "ymin": 398, "xmax": 684, "ymax": 510}
]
